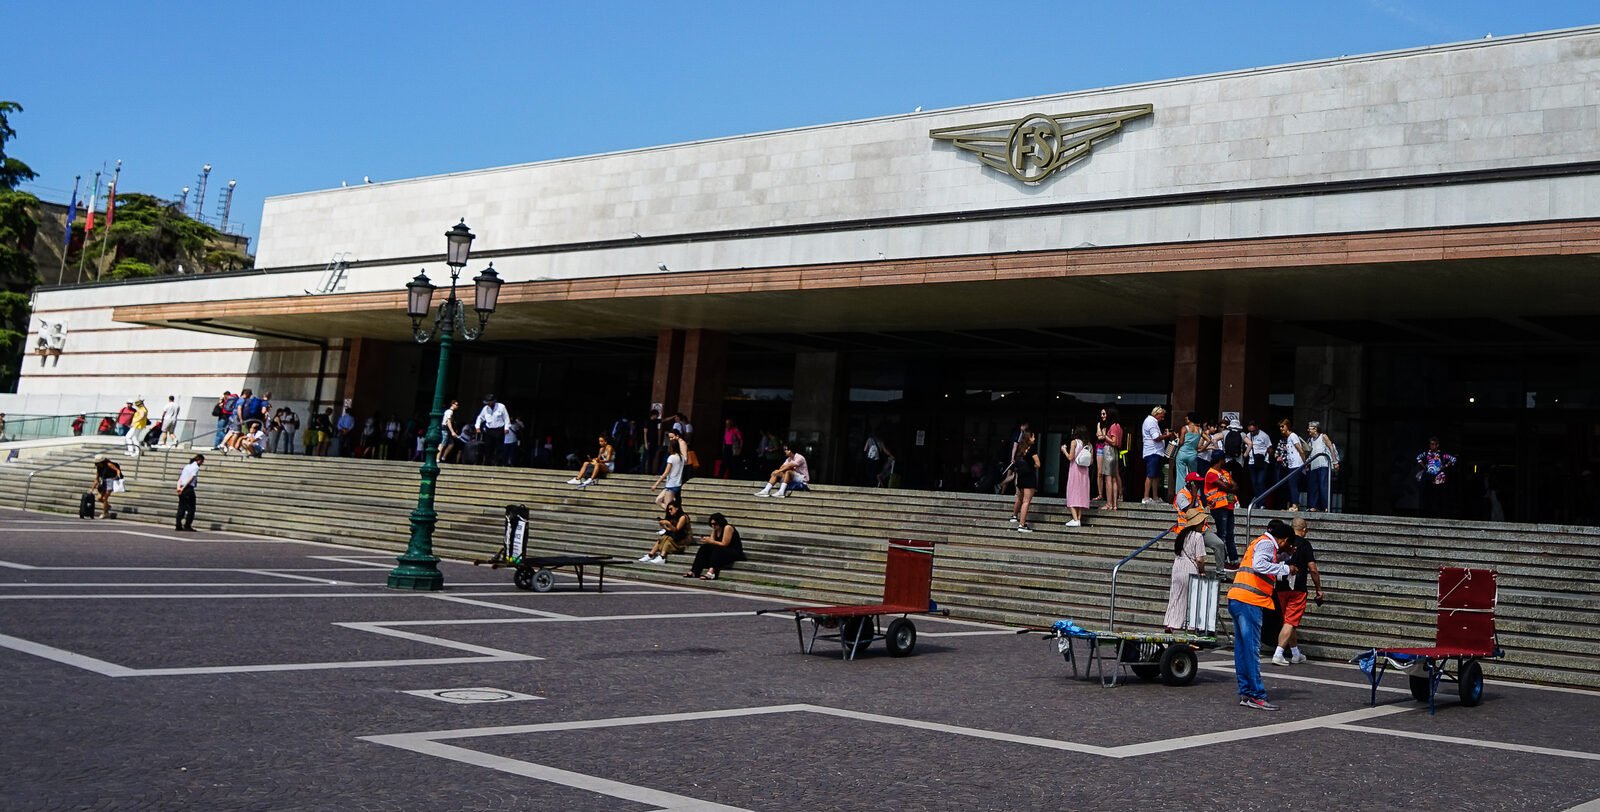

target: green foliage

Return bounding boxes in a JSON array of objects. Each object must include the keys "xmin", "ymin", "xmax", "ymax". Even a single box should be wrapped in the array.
[
  {"xmin": 96, "ymin": 192, "xmax": 222, "ymax": 275},
  {"xmin": 0, "ymin": 101, "xmax": 37, "ymax": 191},
  {"xmin": 0, "ymin": 289, "xmax": 28, "ymax": 390},
  {"xmin": 106, "ymin": 258, "xmax": 158, "ymax": 280},
  {"xmin": 203, "ymin": 248, "xmax": 253, "ymax": 272}
]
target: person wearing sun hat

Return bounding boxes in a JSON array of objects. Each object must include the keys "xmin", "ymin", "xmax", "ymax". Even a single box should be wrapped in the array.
[
  {"xmin": 89, "ymin": 454, "xmax": 123, "ymax": 519},
  {"xmin": 1164, "ymin": 481, "xmax": 1212, "ymax": 631}
]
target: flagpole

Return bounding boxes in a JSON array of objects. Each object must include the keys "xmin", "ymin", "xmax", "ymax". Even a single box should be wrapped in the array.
[
  {"xmin": 76, "ymin": 169, "xmax": 101, "ymax": 284},
  {"xmin": 57, "ymin": 175, "xmax": 81, "ymax": 286},
  {"xmin": 97, "ymin": 159, "xmax": 121, "ymax": 280}
]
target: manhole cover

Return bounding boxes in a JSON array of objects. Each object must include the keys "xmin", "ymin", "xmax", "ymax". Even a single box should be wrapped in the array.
[{"xmin": 401, "ymin": 687, "xmax": 543, "ymax": 704}]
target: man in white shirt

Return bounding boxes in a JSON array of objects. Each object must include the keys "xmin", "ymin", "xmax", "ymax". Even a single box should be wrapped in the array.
[
  {"xmin": 1246, "ymin": 419, "xmax": 1273, "ymax": 503},
  {"xmin": 159, "ymin": 396, "xmax": 181, "ymax": 446},
  {"xmin": 475, "ymin": 394, "xmax": 510, "ymax": 465},
  {"xmin": 1140, "ymin": 406, "xmax": 1174, "ymax": 504},
  {"xmin": 173, "ymin": 454, "xmax": 204, "ymax": 532},
  {"xmin": 755, "ymin": 445, "xmax": 809, "ymax": 498}
]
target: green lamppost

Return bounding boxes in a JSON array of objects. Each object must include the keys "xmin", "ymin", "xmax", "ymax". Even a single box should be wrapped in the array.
[{"xmin": 387, "ymin": 220, "xmax": 503, "ymax": 590}]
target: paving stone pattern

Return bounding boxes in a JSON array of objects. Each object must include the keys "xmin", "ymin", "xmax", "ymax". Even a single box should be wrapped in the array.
[{"xmin": 2, "ymin": 508, "xmax": 1599, "ymax": 811}]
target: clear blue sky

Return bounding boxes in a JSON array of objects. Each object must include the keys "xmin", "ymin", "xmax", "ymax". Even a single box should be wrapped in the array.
[{"xmin": 4, "ymin": 1, "xmax": 1596, "ymax": 251}]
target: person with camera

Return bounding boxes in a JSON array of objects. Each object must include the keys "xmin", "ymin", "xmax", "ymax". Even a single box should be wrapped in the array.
[{"xmin": 1272, "ymin": 517, "xmax": 1324, "ymax": 667}]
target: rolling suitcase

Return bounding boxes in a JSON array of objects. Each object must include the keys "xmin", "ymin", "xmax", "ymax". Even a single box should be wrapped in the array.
[{"xmin": 78, "ymin": 491, "xmax": 96, "ymax": 519}]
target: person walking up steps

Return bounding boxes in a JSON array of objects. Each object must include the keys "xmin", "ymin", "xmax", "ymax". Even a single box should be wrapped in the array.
[{"xmin": 174, "ymin": 454, "xmax": 204, "ymax": 531}]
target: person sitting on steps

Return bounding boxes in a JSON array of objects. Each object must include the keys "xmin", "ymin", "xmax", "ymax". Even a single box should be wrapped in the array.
[
  {"xmin": 753, "ymin": 445, "xmax": 809, "ymax": 498},
  {"xmin": 686, "ymin": 512, "xmax": 745, "ymax": 580},
  {"xmin": 638, "ymin": 500, "xmax": 692, "ymax": 565},
  {"xmin": 568, "ymin": 435, "xmax": 615, "ymax": 486}
]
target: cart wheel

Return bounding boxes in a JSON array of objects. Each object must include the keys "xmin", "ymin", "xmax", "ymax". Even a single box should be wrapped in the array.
[
  {"xmin": 1129, "ymin": 664, "xmax": 1160, "ymax": 681},
  {"xmin": 885, "ymin": 618, "xmax": 917, "ymax": 657},
  {"xmin": 840, "ymin": 617, "xmax": 873, "ymax": 658},
  {"xmin": 532, "ymin": 568, "xmax": 555, "ymax": 593},
  {"xmin": 1409, "ymin": 675, "xmax": 1432, "ymax": 703},
  {"xmin": 1159, "ymin": 645, "xmax": 1199, "ymax": 686},
  {"xmin": 513, "ymin": 568, "xmax": 533, "ymax": 591},
  {"xmin": 1120, "ymin": 640, "xmax": 1159, "ymax": 681},
  {"xmin": 1458, "ymin": 660, "xmax": 1484, "ymax": 707}
]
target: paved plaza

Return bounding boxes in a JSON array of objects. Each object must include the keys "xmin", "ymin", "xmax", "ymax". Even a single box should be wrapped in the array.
[{"xmin": 2, "ymin": 507, "xmax": 1598, "ymax": 811}]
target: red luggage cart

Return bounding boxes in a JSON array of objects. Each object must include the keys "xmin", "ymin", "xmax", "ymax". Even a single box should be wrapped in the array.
[
  {"xmin": 1359, "ymin": 566, "xmax": 1504, "ymax": 714},
  {"xmin": 757, "ymin": 538, "xmax": 947, "ymax": 660}
]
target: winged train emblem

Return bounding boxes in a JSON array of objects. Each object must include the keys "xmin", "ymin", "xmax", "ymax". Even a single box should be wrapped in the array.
[{"xmin": 929, "ymin": 104, "xmax": 1153, "ymax": 184}]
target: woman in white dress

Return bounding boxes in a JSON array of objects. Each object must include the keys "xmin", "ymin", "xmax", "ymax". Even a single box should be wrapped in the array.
[{"xmin": 1164, "ymin": 504, "xmax": 1210, "ymax": 632}]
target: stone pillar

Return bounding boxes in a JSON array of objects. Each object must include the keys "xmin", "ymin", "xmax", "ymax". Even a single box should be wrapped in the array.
[
  {"xmin": 339, "ymin": 338, "xmax": 390, "ymax": 416},
  {"xmin": 651, "ymin": 329, "xmax": 686, "ymax": 417},
  {"xmin": 790, "ymin": 352, "xmax": 842, "ymax": 484},
  {"xmin": 1219, "ymin": 315, "xmax": 1269, "ymax": 421},
  {"xmin": 676, "ymin": 329, "xmax": 728, "ymax": 466},
  {"xmin": 1172, "ymin": 316, "xmax": 1220, "ymax": 419}
]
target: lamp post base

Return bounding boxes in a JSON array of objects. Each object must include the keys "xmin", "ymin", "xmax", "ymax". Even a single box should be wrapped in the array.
[{"xmin": 387, "ymin": 559, "xmax": 444, "ymax": 591}]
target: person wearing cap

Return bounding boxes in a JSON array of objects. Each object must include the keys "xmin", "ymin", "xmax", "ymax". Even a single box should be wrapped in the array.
[
  {"xmin": 1228, "ymin": 518, "xmax": 1297, "ymax": 711},
  {"xmin": 1174, "ymin": 471, "xmax": 1228, "ymax": 565},
  {"xmin": 474, "ymin": 394, "xmax": 510, "ymax": 465},
  {"xmin": 123, "ymin": 399, "xmax": 151, "ymax": 457},
  {"xmin": 174, "ymin": 454, "xmax": 205, "ymax": 531},
  {"xmin": 89, "ymin": 454, "xmax": 123, "ymax": 519},
  {"xmin": 1164, "ymin": 493, "xmax": 1211, "ymax": 631},
  {"xmin": 1203, "ymin": 454, "xmax": 1240, "ymax": 565}
]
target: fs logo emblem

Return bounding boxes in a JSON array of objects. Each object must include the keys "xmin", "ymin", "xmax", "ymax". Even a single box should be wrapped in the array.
[{"xmin": 929, "ymin": 104, "xmax": 1152, "ymax": 184}]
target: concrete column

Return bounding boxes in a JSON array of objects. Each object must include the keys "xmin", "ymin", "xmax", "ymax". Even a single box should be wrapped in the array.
[
  {"xmin": 1172, "ymin": 316, "xmax": 1220, "ymax": 419},
  {"xmin": 676, "ymin": 329, "xmax": 727, "ymax": 465},
  {"xmin": 651, "ymin": 329, "xmax": 685, "ymax": 417},
  {"xmin": 338, "ymin": 338, "xmax": 390, "ymax": 416},
  {"xmin": 789, "ymin": 352, "xmax": 842, "ymax": 483},
  {"xmin": 1219, "ymin": 315, "xmax": 1269, "ymax": 420}
]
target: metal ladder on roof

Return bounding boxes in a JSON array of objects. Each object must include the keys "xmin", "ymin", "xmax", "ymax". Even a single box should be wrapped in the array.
[{"xmin": 308, "ymin": 253, "xmax": 352, "ymax": 294}]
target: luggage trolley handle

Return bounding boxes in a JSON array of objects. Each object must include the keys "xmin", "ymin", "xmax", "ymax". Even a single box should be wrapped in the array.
[{"xmin": 503, "ymin": 504, "xmax": 529, "ymax": 561}]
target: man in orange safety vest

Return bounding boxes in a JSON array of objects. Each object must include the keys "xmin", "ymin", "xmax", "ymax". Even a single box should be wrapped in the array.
[{"xmin": 1228, "ymin": 518, "xmax": 1296, "ymax": 711}]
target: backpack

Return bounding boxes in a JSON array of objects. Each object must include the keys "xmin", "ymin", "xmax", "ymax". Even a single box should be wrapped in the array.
[
  {"xmin": 212, "ymin": 402, "xmax": 223, "ymax": 417},
  {"xmin": 1223, "ymin": 429, "xmax": 1244, "ymax": 459}
]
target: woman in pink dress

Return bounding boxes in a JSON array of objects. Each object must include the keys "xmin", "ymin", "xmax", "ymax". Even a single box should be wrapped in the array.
[{"xmin": 1062, "ymin": 425, "xmax": 1093, "ymax": 527}]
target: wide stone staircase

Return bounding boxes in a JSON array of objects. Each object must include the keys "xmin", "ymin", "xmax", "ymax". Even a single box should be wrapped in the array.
[{"xmin": 2, "ymin": 445, "xmax": 1597, "ymax": 688}]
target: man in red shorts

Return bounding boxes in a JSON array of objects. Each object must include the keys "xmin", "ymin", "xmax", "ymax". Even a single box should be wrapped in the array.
[{"xmin": 1272, "ymin": 517, "xmax": 1324, "ymax": 666}]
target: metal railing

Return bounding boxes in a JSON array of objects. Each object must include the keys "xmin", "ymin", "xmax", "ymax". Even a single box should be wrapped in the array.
[
  {"xmin": 21, "ymin": 446, "xmax": 116, "ymax": 511},
  {"xmin": 133, "ymin": 421, "xmax": 205, "ymax": 482},
  {"xmin": 1108, "ymin": 528, "xmax": 1173, "ymax": 632},
  {"xmin": 1242, "ymin": 451, "xmax": 1332, "ymax": 540},
  {"xmin": 0, "ymin": 412, "xmax": 116, "ymax": 443}
]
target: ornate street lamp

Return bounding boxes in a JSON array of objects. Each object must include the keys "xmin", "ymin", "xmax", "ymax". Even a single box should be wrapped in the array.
[{"xmin": 387, "ymin": 220, "xmax": 500, "ymax": 591}]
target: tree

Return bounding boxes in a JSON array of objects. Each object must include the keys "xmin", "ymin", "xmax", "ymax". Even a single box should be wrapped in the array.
[
  {"xmin": 91, "ymin": 193, "xmax": 234, "ymax": 275},
  {"xmin": 0, "ymin": 100, "xmax": 39, "ymax": 392}
]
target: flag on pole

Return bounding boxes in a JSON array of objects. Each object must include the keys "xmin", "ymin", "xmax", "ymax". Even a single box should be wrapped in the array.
[
  {"xmin": 62, "ymin": 176, "xmax": 81, "ymax": 251},
  {"xmin": 105, "ymin": 160, "xmax": 121, "ymax": 230},
  {"xmin": 84, "ymin": 171, "xmax": 102, "ymax": 236}
]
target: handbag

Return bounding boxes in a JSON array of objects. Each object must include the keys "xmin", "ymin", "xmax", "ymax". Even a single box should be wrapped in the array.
[
  {"xmin": 686, "ymin": 450, "xmax": 701, "ymax": 469},
  {"xmin": 1074, "ymin": 442, "xmax": 1093, "ymax": 467},
  {"xmin": 110, "ymin": 477, "xmax": 126, "ymax": 494}
]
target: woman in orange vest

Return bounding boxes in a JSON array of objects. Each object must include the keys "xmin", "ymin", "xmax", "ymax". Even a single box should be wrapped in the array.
[
  {"xmin": 1227, "ymin": 518, "xmax": 1296, "ymax": 712},
  {"xmin": 1203, "ymin": 455, "xmax": 1240, "ymax": 565}
]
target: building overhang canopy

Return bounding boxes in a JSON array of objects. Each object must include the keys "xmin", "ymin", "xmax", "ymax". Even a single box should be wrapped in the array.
[{"xmin": 112, "ymin": 221, "xmax": 1600, "ymax": 343}]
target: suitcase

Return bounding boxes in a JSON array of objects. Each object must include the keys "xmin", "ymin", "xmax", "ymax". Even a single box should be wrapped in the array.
[{"xmin": 79, "ymin": 491, "xmax": 96, "ymax": 519}]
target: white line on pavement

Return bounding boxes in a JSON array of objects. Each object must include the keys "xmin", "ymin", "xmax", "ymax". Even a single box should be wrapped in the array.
[
  {"xmin": 426, "ymin": 594, "xmax": 573, "ymax": 619},
  {"xmin": 1329, "ymin": 723, "xmax": 1600, "ymax": 762}
]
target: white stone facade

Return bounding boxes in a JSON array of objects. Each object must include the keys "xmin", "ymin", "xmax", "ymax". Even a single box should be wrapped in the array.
[{"xmin": 10, "ymin": 26, "xmax": 1600, "ymax": 416}]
